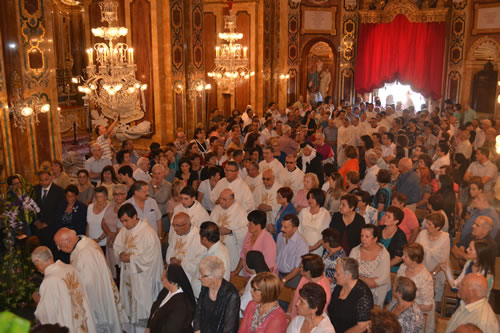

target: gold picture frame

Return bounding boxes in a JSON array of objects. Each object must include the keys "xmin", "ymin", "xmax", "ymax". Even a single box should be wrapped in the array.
[
  {"xmin": 473, "ymin": 3, "xmax": 500, "ymax": 35},
  {"xmin": 300, "ymin": 6, "xmax": 337, "ymax": 36}
]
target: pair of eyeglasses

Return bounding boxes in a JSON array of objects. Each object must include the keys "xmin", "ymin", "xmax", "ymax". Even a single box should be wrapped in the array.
[
  {"xmin": 251, "ymin": 287, "xmax": 261, "ymax": 292},
  {"xmin": 262, "ymin": 177, "xmax": 272, "ymax": 181}
]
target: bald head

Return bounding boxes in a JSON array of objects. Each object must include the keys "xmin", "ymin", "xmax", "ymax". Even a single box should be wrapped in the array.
[
  {"xmin": 137, "ymin": 157, "xmax": 150, "ymax": 171},
  {"xmin": 262, "ymin": 169, "xmax": 275, "ymax": 189},
  {"xmin": 53, "ymin": 228, "xmax": 79, "ymax": 254},
  {"xmin": 172, "ymin": 212, "xmax": 191, "ymax": 235},
  {"xmin": 481, "ymin": 119, "xmax": 492, "ymax": 129},
  {"xmin": 219, "ymin": 189, "xmax": 235, "ymax": 209},
  {"xmin": 398, "ymin": 158, "xmax": 413, "ymax": 174},
  {"xmin": 459, "ymin": 273, "xmax": 488, "ymax": 304}
]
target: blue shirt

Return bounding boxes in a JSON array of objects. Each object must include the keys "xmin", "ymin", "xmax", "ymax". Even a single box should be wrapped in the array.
[
  {"xmin": 276, "ymin": 231, "xmax": 309, "ymax": 273},
  {"xmin": 460, "ymin": 207, "xmax": 500, "ymax": 243},
  {"xmin": 395, "ymin": 170, "xmax": 421, "ymax": 204},
  {"xmin": 273, "ymin": 203, "xmax": 297, "ymax": 241}
]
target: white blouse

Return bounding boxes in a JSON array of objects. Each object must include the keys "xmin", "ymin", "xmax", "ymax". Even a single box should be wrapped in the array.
[
  {"xmin": 287, "ymin": 314, "xmax": 335, "ymax": 333},
  {"xmin": 298, "ymin": 207, "xmax": 331, "ymax": 255},
  {"xmin": 87, "ymin": 203, "xmax": 109, "ymax": 246}
]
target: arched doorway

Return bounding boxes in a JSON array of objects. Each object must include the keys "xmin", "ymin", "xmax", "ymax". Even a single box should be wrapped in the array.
[
  {"xmin": 300, "ymin": 38, "xmax": 336, "ymax": 107},
  {"xmin": 463, "ymin": 37, "xmax": 500, "ymax": 117}
]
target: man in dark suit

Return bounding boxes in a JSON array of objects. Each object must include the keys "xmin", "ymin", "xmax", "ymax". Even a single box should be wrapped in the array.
[{"xmin": 33, "ymin": 170, "xmax": 65, "ymax": 253}]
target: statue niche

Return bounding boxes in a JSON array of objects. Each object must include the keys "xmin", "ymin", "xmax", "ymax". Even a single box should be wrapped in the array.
[{"xmin": 471, "ymin": 61, "xmax": 498, "ymax": 114}]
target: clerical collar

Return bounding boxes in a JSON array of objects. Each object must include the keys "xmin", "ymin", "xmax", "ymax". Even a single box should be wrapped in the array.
[
  {"xmin": 71, "ymin": 236, "xmax": 82, "ymax": 253},
  {"xmin": 288, "ymin": 167, "xmax": 296, "ymax": 172},
  {"xmin": 187, "ymin": 201, "xmax": 196, "ymax": 209}
]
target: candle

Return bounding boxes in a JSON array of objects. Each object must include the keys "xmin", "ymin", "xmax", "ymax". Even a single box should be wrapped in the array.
[
  {"xmin": 87, "ymin": 48, "xmax": 93, "ymax": 64},
  {"xmin": 243, "ymin": 47, "xmax": 248, "ymax": 58},
  {"xmin": 128, "ymin": 48, "xmax": 134, "ymax": 63},
  {"xmin": 215, "ymin": 46, "xmax": 220, "ymax": 58}
]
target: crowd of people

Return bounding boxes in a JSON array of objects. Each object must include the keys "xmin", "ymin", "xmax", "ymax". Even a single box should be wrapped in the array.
[{"xmin": 9, "ymin": 96, "xmax": 500, "ymax": 332}]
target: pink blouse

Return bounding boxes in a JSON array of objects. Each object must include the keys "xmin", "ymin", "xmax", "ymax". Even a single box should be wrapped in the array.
[
  {"xmin": 241, "ymin": 230, "xmax": 277, "ymax": 277},
  {"xmin": 239, "ymin": 300, "xmax": 287, "ymax": 333},
  {"xmin": 289, "ymin": 275, "xmax": 332, "ymax": 319}
]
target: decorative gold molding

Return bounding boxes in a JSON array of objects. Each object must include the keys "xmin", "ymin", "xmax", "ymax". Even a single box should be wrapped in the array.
[
  {"xmin": 52, "ymin": 0, "xmax": 85, "ymax": 14},
  {"xmin": 202, "ymin": 0, "xmax": 257, "ymax": 3},
  {"xmin": 466, "ymin": 36, "xmax": 500, "ymax": 64},
  {"xmin": 358, "ymin": 0, "xmax": 449, "ymax": 23}
]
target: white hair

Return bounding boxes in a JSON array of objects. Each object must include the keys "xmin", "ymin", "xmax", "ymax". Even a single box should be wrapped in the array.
[
  {"xmin": 199, "ymin": 256, "xmax": 225, "ymax": 280},
  {"xmin": 32, "ymin": 246, "xmax": 54, "ymax": 264},
  {"xmin": 137, "ymin": 157, "xmax": 149, "ymax": 168},
  {"xmin": 113, "ymin": 183, "xmax": 127, "ymax": 194},
  {"xmin": 152, "ymin": 164, "xmax": 165, "ymax": 172}
]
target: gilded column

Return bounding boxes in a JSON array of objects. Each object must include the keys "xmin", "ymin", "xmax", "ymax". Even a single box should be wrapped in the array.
[
  {"xmin": 287, "ymin": 0, "xmax": 300, "ymax": 103},
  {"xmin": 0, "ymin": 30, "xmax": 15, "ymax": 178},
  {"xmin": 0, "ymin": 0, "xmax": 62, "ymax": 182},
  {"xmin": 444, "ymin": 0, "xmax": 470, "ymax": 104},
  {"xmin": 338, "ymin": 0, "xmax": 358, "ymax": 105}
]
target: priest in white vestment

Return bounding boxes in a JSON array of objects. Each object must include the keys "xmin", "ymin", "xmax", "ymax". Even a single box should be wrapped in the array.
[
  {"xmin": 337, "ymin": 118, "xmax": 356, "ymax": 167},
  {"xmin": 166, "ymin": 212, "xmax": 206, "ymax": 285},
  {"xmin": 54, "ymin": 228, "xmax": 127, "ymax": 333},
  {"xmin": 209, "ymin": 189, "xmax": 248, "ymax": 271},
  {"xmin": 113, "ymin": 203, "xmax": 163, "ymax": 331},
  {"xmin": 244, "ymin": 161, "xmax": 262, "ymax": 192},
  {"xmin": 278, "ymin": 154, "xmax": 304, "ymax": 194},
  {"xmin": 253, "ymin": 169, "xmax": 281, "ymax": 225},
  {"xmin": 192, "ymin": 221, "xmax": 231, "ymax": 296},
  {"xmin": 258, "ymin": 147, "xmax": 285, "ymax": 180},
  {"xmin": 173, "ymin": 185, "xmax": 210, "ymax": 228},
  {"xmin": 210, "ymin": 161, "xmax": 255, "ymax": 212},
  {"xmin": 32, "ymin": 246, "xmax": 96, "ymax": 333}
]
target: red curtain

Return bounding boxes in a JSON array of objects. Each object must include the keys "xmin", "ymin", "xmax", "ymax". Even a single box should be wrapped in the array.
[{"xmin": 354, "ymin": 14, "xmax": 446, "ymax": 100}]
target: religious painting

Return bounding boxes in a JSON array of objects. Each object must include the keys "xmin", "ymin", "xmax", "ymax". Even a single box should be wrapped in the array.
[
  {"xmin": 473, "ymin": 3, "xmax": 500, "ymax": 35},
  {"xmin": 306, "ymin": 41, "xmax": 334, "ymax": 107}
]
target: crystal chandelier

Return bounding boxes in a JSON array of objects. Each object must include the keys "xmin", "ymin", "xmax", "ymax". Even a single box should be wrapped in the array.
[
  {"xmin": 188, "ymin": 79, "xmax": 211, "ymax": 100},
  {"xmin": 6, "ymin": 72, "xmax": 50, "ymax": 132},
  {"xmin": 207, "ymin": 1, "xmax": 254, "ymax": 90},
  {"xmin": 76, "ymin": 0, "xmax": 147, "ymax": 115}
]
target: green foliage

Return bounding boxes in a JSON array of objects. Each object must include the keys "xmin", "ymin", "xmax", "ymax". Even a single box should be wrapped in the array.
[
  {"xmin": 0, "ymin": 175, "xmax": 38, "ymax": 312},
  {"xmin": 0, "ymin": 245, "xmax": 37, "ymax": 312}
]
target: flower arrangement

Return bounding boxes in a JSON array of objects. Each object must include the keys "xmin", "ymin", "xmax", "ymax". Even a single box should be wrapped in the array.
[
  {"xmin": 1, "ymin": 177, "xmax": 39, "ymax": 237},
  {"xmin": 0, "ymin": 175, "xmax": 38, "ymax": 313}
]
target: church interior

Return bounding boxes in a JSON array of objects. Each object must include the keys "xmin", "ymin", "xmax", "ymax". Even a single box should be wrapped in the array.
[
  {"xmin": 0, "ymin": 0, "xmax": 499, "ymax": 183},
  {"xmin": 1, "ymin": 0, "xmax": 500, "ymax": 330}
]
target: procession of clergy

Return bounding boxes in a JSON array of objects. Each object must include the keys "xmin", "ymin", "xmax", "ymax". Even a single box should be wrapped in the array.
[{"xmin": 26, "ymin": 95, "xmax": 500, "ymax": 333}]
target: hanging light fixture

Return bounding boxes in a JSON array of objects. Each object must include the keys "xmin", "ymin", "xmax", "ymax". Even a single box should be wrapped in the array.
[
  {"xmin": 207, "ymin": 0, "xmax": 254, "ymax": 90},
  {"xmin": 6, "ymin": 72, "xmax": 51, "ymax": 131},
  {"xmin": 76, "ymin": 0, "xmax": 147, "ymax": 116}
]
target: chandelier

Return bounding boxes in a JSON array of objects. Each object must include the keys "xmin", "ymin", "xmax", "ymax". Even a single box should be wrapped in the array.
[
  {"xmin": 188, "ymin": 79, "xmax": 211, "ymax": 100},
  {"xmin": 6, "ymin": 72, "xmax": 50, "ymax": 132},
  {"xmin": 207, "ymin": 1, "xmax": 254, "ymax": 90},
  {"xmin": 76, "ymin": 0, "xmax": 147, "ymax": 115}
]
